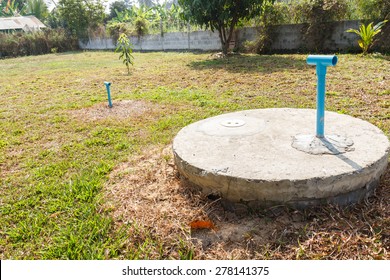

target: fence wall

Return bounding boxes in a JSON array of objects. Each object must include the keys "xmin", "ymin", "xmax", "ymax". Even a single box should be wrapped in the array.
[
  {"xmin": 79, "ymin": 20, "xmax": 388, "ymax": 53},
  {"xmin": 79, "ymin": 30, "xmax": 221, "ymax": 51},
  {"xmin": 236, "ymin": 20, "xmax": 362, "ymax": 52}
]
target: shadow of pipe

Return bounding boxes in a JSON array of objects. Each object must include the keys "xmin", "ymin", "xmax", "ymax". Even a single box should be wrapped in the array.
[{"xmin": 319, "ymin": 137, "xmax": 363, "ymax": 171}]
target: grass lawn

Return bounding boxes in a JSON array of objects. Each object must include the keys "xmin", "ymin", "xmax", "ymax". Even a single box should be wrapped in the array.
[{"xmin": 0, "ymin": 51, "xmax": 389, "ymax": 259}]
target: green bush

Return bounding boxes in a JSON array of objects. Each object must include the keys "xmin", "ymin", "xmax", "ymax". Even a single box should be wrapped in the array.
[
  {"xmin": 296, "ymin": 0, "xmax": 348, "ymax": 51},
  {"xmin": 106, "ymin": 17, "xmax": 149, "ymax": 41},
  {"xmin": 240, "ymin": 1, "xmax": 290, "ymax": 54},
  {"xmin": 347, "ymin": 20, "xmax": 388, "ymax": 55},
  {"xmin": 133, "ymin": 16, "xmax": 149, "ymax": 39},
  {"xmin": 0, "ymin": 29, "xmax": 78, "ymax": 58},
  {"xmin": 243, "ymin": 0, "xmax": 351, "ymax": 53},
  {"xmin": 106, "ymin": 22, "xmax": 133, "ymax": 41},
  {"xmin": 354, "ymin": 0, "xmax": 390, "ymax": 20}
]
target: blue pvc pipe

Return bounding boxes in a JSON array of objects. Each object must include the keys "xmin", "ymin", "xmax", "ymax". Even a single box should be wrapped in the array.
[
  {"xmin": 316, "ymin": 77, "xmax": 326, "ymax": 137},
  {"xmin": 306, "ymin": 55, "xmax": 338, "ymax": 138},
  {"xmin": 104, "ymin": 81, "xmax": 112, "ymax": 108}
]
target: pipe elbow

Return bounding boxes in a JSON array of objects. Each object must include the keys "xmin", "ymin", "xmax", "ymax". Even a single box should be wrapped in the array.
[{"xmin": 307, "ymin": 55, "xmax": 338, "ymax": 67}]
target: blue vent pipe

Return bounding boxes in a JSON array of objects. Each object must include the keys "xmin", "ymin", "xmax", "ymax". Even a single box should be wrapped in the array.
[
  {"xmin": 307, "ymin": 55, "xmax": 338, "ymax": 138},
  {"xmin": 104, "ymin": 81, "xmax": 113, "ymax": 108}
]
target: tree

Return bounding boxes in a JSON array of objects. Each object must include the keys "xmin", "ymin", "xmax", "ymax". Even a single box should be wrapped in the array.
[
  {"xmin": 179, "ymin": 0, "xmax": 266, "ymax": 55},
  {"xmin": 1, "ymin": 0, "xmax": 26, "ymax": 17},
  {"xmin": 46, "ymin": 8, "xmax": 66, "ymax": 29},
  {"xmin": 132, "ymin": 5, "xmax": 153, "ymax": 38},
  {"xmin": 25, "ymin": 0, "xmax": 48, "ymax": 21},
  {"xmin": 108, "ymin": 0, "xmax": 128, "ymax": 20},
  {"xmin": 116, "ymin": 33, "xmax": 134, "ymax": 75},
  {"xmin": 58, "ymin": 0, "xmax": 105, "ymax": 38}
]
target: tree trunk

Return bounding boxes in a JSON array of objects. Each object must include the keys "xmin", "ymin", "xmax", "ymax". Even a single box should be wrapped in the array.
[
  {"xmin": 221, "ymin": 39, "xmax": 229, "ymax": 55},
  {"xmin": 217, "ymin": 19, "xmax": 237, "ymax": 55},
  {"xmin": 218, "ymin": 24, "xmax": 229, "ymax": 55}
]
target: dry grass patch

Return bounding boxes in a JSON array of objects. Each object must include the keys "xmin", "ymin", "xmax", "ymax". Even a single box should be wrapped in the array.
[
  {"xmin": 104, "ymin": 145, "xmax": 390, "ymax": 259},
  {"xmin": 70, "ymin": 100, "xmax": 159, "ymax": 121},
  {"xmin": 104, "ymin": 145, "xmax": 204, "ymax": 259}
]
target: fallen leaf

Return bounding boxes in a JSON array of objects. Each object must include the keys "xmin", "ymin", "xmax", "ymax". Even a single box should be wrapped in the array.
[{"xmin": 190, "ymin": 220, "xmax": 216, "ymax": 230}]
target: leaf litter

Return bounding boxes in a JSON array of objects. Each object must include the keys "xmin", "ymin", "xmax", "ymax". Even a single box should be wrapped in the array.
[{"xmin": 103, "ymin": 145, "xmax": 390, "ymax": 259}]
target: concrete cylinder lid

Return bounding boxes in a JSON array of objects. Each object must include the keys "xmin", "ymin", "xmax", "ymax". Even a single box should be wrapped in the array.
[{"xmin": 172, "ymin": 108, "xmax": 390, "ymax": 209}]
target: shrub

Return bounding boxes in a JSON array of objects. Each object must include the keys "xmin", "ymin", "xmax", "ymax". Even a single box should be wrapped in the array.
[
  {"xmin": 346, "ymin": 20, "xmax": 388, "ymax": 55},
  {"xmin": 242, "ymin": 1, "xmax": 286, "ymax": 54},
  {"xmin": 133, "ymin": 16, "xmax": 149, "ymax": 39},
  {"xmin": 0, "ymin": 29, "xmax": 78, "ymax": 58},
  {"xmin": 106, "ymin": 22, "xmax": 133, "ymax": 41},
  {"xmin": 243, "ymin": 0, "xmax": 351, "ymax": 54},
  {"xmin": 299, "ymin": 0, "xmax": 348, "ymax": 51}
]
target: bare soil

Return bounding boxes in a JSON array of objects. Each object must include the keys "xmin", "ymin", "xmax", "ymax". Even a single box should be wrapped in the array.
[{"xmin": 70, "ymin": 100, "xmax": 156, "ymax": 121}]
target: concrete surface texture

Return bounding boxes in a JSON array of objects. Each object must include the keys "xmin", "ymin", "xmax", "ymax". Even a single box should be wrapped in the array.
[
  {"xmin": 292, "ymin": 134, "xmax": 355, "ymax": 155},
  {"xmin": 173, "ymin": 109, "xmax": 390, "ymax": 209},
  {"xmin": 79, "ymin": 30, "xmax": 221, "ymax": 51}
]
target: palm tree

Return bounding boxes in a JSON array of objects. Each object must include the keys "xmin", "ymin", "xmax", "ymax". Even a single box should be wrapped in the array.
[
  {"xmin": 132, "ymin": 4, "xmax": 153, "ymax": 38},
  {"xmin": 25, "ymin": 0, "xmax": 48, "ymax": 21}
]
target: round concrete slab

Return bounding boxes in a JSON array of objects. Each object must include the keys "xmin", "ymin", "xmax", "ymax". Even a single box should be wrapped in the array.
[{"xmin": 173, "ymin": 108, "xmax": 390, "ymax": 209}]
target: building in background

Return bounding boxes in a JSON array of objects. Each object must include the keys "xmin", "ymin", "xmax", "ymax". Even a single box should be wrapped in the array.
[{"xmin": 0, "ymin": 15, "xmax": 46, "ymax": 33}]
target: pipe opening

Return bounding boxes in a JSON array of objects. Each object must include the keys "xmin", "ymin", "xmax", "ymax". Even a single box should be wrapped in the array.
[{"xmin": 331, "ymin": 56, "xmax": 338, "ymax": 66}]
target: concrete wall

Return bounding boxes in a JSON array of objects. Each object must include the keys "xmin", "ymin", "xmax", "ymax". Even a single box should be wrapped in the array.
[
  {"xmin": 271, "ymin": 24, "xmax": 304, "ymax": 50},
  {"xmin": 79, "ymin": 30, "xmax": 221, "ymax": 51},
  {"xmin": 80, "ymin": 20, "xmax": 388, "ymax": 53},
  {"xmin": 236, "ymin": 20, "xmax": 362, "ymax": 52},
  {"xmin": 236, "ymin": 24, "xmax": 306, "ymax": 51},
  {"xmin": 327, "ymin": 20, "xmax": 363, "ymax": 50},
  {"xmin": 79, "ymin": 37, "xmax": 116, "ymax": 50}
]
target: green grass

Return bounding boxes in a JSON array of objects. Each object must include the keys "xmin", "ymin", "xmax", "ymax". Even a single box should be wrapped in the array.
[{"xmin": 0, "ymin": 51, "xmax": 389, "ymax": 259}]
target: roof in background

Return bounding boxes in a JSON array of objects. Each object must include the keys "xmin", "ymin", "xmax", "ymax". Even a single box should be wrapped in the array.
[{"xmin": 0, "ymin": 16, "xmax": 46, "ymax": 31}]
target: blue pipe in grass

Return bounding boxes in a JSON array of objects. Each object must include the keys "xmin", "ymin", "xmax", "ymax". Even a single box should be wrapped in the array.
[
  {"xmin": 104, "ymin": 81, "xmax": 113, "ymax": 108},
  {"xmin": 307, "ymin": 55, "xmax": 338, "ymax": 138}
]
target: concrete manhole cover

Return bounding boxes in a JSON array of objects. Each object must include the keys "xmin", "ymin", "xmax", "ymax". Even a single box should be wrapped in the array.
[{"xmin": 173, "ymin": 108, "xmax": 389, "ymax": 210}]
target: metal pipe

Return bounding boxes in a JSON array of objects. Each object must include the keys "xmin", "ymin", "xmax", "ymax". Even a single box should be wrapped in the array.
[
  {"xmin": 104, "ymin": 81, "xmax": 112, "ymax": 108},
  {"xmin": 306, "ymin": 55, "xmax": 338, "ymax": 138}
]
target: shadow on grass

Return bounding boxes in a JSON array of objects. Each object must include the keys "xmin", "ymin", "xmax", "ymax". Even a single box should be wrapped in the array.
[
  {"xmin": 371, "ymin": 53, "xmax": 390, "ymax": 61},
  {"xmin": 188, "ymin": 54, "xmax": 308, "ymax": 74},
  {"xmin": 55, "ymin": 50, "xmax": 85, "ymax": 56}
]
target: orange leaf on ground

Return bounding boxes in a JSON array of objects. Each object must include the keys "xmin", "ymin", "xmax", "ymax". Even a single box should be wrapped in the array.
[{"xmin": 190, "ymin": 220, "xmax": 216, "ymax": 230}]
